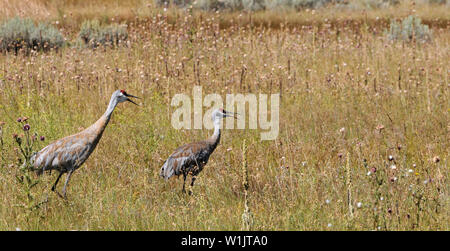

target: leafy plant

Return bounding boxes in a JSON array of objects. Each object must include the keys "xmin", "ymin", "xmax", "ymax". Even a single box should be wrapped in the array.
[
  {"xmin": 78, "ymin": 20, "xmax": 128, "ymax": 49},
  {"xmin": 0, "ymin": 17, "xmax": 64, "ymax": 53},
  {"xmin": 12, "ymin": 117, "xmax": 46, "ymax": 212},
  {"xmin": 386, "ymin": 15, "xmax": 433, "ymax": 43}
]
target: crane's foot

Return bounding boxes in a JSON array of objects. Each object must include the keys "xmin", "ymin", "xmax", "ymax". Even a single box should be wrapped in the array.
[{"xmin": 53, "ymin": 191, "xmax": 68, "ymax": 200}]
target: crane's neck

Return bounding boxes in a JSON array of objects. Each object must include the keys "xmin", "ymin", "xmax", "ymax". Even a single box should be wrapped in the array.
[
  {"xmin": 83, "ymin": 93, "xmax": 119, "ymax": 145},
  {"xmin": 103, "ymin": 95, "xmax": 119, "ymax": 121},
  {"xmin": 87, "ymin": 94, "xmax": 117, "ymax": 141},
  {"xmin": 210, "ymin": 117, "xmax": 221, "ymax": 146}
]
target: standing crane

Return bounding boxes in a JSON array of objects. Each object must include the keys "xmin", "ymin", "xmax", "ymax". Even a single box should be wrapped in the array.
[
  {"xmin": 160, "ymin": 108, "xmax": 237, "ymax": 194},
  {"xmin": 32, "ymin": 90, "xmax": 139, "ymax": 199}
]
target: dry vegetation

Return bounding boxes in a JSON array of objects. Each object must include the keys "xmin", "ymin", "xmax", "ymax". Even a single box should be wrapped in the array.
[{"xmin": 0, "ymin": 0, "xmax": 448, "ymax": 230}]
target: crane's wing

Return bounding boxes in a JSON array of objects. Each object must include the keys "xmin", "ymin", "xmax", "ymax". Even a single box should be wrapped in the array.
[
  {"xmin": 33, "ymin": 134, "xmax": 92, "ymax": 175},
  {"xmin": 160, "ymin": 141, "xmax": 210, "ymax": 180}
]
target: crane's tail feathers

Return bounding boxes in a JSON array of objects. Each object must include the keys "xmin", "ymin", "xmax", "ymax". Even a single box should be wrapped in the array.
[
  {"xmin": 160, "ymin": 161, "xmax": 174, "ymax": 180},
  {"xmin": 28, "ymin": 152, "xmax": 43, "ymax": 175}
]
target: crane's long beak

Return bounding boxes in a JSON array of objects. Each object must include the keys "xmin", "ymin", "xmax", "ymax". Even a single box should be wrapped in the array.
[
  {"xmin": 125, "ymin": 93, "xmax": 140, "ymax": 106},
  {"xmin": 223, "ymin": 110, "xmax": 238, "ymax": 119}
]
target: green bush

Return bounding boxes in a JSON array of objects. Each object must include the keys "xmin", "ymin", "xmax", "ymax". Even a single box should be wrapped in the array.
[
  {"xmin": 0, "ymin": 17, "xmax": 64, "ymax": 53},
  {"xmin": 386, "ymin": 15, "xmax": 433, "ymax": 43},
  {"xmin": 155, "ymin": 0, "xmax": 400, "ymax": 11},
  {"xmin": 78, "ymin": 20, "xmax": 128, "ymax": 49}
]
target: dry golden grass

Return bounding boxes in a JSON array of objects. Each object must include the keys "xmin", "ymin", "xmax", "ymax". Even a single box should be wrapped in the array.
[
  {"xmin": 0, "ymin": 2, "xmax": 448, "ymax": 231},
  {"xmin": 0, "ymin": 0, "xmax": 54, "ymax": 19}
]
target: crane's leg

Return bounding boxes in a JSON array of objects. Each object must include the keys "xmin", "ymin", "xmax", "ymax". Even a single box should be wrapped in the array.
[
  {"xmin": 61, "ymin": 169, "xmax": 74, "ymax": 199},
  {"xmin": 181, "ymin": 173, "xmax": 187, "ymax": 193},
  {"xmin": 188, "ymin": 176, "xmax": 197, "ymax": 196},
  {"xmin": 51, "ymin": 172, "xmax": 63, "ymax": 192}
]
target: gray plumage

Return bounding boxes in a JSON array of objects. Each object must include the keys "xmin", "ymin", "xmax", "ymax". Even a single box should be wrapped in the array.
[{"xmin": 160, "ymin": 108, "xmax": 236, "ymax": 194}]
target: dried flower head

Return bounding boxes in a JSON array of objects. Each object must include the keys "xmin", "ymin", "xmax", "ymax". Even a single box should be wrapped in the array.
[
  {"xmin": 432, "ymin": 156, "xmax": 440, "ymax": 163},
  {"xmin": 376, "ymin": 124, "xmax": 385, "ymax": 132}
]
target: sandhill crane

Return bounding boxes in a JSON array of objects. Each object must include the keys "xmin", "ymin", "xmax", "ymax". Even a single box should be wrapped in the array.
[
  {"xmin": 31, "ymin": 90, "xmax": 139, "ymax": 199},
  {"xmin": 160, "ymin": 108, "xmax": 237, "ymax": 194}
]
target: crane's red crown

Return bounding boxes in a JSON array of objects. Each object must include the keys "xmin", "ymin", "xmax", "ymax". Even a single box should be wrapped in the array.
[{"xmin": 120, "ymin": 89, "xmax": 126, "ymax": 94}]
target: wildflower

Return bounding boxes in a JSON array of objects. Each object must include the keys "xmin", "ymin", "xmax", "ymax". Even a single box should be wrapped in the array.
[
  {"xmin": 380, "ymin": 197, "xmax": 384, "ymax": 201},
  {"xmin": 390, "ymin": 165, "xmax": 397, "ymax": 170},
  {"xmin": 339, "ymin": 127, "xmax": 345, "ymax": 133},
  {"xmin": 397, "ymin": 145, "xmax": 402, "ymax": 151},
  {"xmin": 408, "ymin": 169, "xmax": 413, "ymax": 173},
  {"xmin": 371, "ymin": 167, "xmax": 377, "ymax": 173},
  {"xmin": 23, "ymin": 124, "xmax": 30, "ymax": 131},
  {"xmin": 337, "ymin": 153, "xmax": 343, "ymax": 158},
  {"xmin": 388, "ymin": 155, "xmax": 394, "ymax": 161},
  {"xmin": 325, "ymin": 199, "xmax": 331, "ymax": 204},
  {"xmin": 17, "ymin": 117, "xmax": 22, "ymax": 123},
  {"xmin": 40, "ymin": 136, "xmax": 45, "ymax": 141},
  {"xmin": 21, "ymin": 116, "xmax": 28, "ymax": 122},
  {"xmin": 327, "ymin": 223, "xmax": 332, "ymax": 228},
  {"xmin": 387, "ymin": 208, "xmax": 392, "ymax": 214},
  {"xmin": 367, "ymin": 171, "xmax": 371, "ymax": 176},
  {"xmin": 356, "ymin": 202, "xmax": 362, "ymax": 208},
  {"xmin": 390, "ymin": 177, "xmax": 397, "ymax": 182}
]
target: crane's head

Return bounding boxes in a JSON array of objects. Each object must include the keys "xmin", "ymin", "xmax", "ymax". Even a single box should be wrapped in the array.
[
  {"xmin": 212, "ymin": 108, "xmax": 237, "ymax": 121},
  {"xmin": 115, "ymin": 89, "xmax": 140, "ymax": 105}
]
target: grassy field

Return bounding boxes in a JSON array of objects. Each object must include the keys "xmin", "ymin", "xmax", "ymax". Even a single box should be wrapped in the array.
[{"xmin": 0, "ymin": 1, "xmax": 448, "ymax": 230}]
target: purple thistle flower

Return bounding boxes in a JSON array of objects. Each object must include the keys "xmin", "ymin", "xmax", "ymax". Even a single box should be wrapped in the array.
[
  {"xmin": 17, "ymin": 117, "xmax": 22, "ymax": 123},
  {"xmin": 40, "ymin": 136, "xmax": 45, "ymax": 141},
  {"xmin": 23, "ymin": 124, "xmax": 30, "ymax": 131}
]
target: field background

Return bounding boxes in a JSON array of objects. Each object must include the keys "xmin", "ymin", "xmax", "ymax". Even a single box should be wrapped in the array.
[{"xmin": 0, "ymin": 0, "xmax": 448, "ymax": 230}]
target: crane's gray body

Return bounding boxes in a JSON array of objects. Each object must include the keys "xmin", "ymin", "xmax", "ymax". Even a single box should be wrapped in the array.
[
  {"xmin": 160, "ymin": 108, "xmax": 234, "ymax": 193},
  {"xmin": 32, "ymin": 115, "xmax": 109, "ymax": 175},
  {"xmin": 160, "ymin": 135, "xmax": 220, "ymax": 180}
]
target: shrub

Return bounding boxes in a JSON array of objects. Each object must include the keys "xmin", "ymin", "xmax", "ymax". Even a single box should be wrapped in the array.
[
  {"xmin": 155, "ymin": 0, "xmax": 403, "ymax": 11},
  {"xmin": 78, "ymin": 20, "xmax": 128, "ymax": 49},
  {"xmin": 0, "ymin": 17, "xmax": 64, "ymax": 53},
  {"xmin": 386, "ymin": 15, "xmax": 433, "ymax": 43}
]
